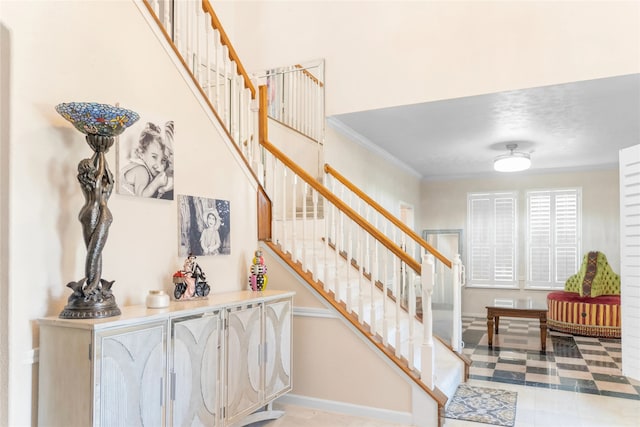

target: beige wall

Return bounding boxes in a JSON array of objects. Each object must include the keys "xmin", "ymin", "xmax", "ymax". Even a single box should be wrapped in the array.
[
  {"xmin": 2, "ymin": 2, "xmax": 259, "ymax": 425},
  {"xmin": 420, "ymin": 168, "xmax": 620, "ymax": 315},
  {"xmin": 216, "ymin": 1, "xmax": 640, "ymax": 116},
  {"xmin": 268, "ymin": 119, "xmax": 324, "ymax": 179},
  {"xmin": 325, "ymin": 123, "xmax": 423, "ymax": 224}
]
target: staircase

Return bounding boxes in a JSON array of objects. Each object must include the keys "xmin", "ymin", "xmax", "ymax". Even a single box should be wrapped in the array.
[
  {"xmin": 139, "ymin": 1, "xmax": 468, "ymax": 425},
  {"xmin": 264, "ymin": 223, "xmax": 464, "ymax": 401}
]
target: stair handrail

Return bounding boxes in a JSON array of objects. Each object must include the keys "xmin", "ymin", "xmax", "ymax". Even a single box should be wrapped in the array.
[
  {"xmin": 200, "ymin": 1, "xmax": 256, "ymax": 97},
  {"xmin": 327, "ymin": 162, "xmax": 465, "ymax": 352},
  {"xmin": 260, "ymin": 151, "xmax": 420, "ymax": 273},
  {"xmin": 142, "ymin": 0, "xmax": 260, "ymax": 184},
  {"xmin": 259, "ymin": 85, "xmax": 419, "ymax": 273},
  {"xmin": 324, "ymin": 163, "xmax": 452, "ymax": 268}
]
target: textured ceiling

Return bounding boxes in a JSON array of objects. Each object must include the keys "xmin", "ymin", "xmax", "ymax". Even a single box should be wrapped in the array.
[{"xmin": 330, "ymin": 74, "xmax": 640, "ymax": 180}]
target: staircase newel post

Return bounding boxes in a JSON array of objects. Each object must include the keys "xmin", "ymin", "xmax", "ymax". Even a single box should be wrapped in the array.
[
  {"xmin": 452, "ymin": 254, "xmax": 463, "ymax": 352},
  {"xmin": 420, "ymin": 253, "xmax": 435, "ymax": 389}
]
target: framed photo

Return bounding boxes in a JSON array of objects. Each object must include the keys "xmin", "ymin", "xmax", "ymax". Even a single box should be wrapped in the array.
[
  {"xmin": 178, "ymin": 195, "xmax": 230, "ymax": 257},
  {"xmin": 117, "ymin": 117, "xmax": 174, "ymax": 200}
]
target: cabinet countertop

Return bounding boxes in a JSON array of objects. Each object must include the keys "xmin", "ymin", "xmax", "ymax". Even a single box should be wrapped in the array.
[{"xmin": 39, "ymin": 289, "xmax": 295, "ymax": 330}]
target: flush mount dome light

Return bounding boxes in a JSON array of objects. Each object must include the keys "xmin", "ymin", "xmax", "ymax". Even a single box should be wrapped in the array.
[{"xmin": 494, "ymin": 143, "xmax": 531, "ymax": 172}]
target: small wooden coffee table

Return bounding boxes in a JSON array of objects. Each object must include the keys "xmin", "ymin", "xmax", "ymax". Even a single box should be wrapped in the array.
[{"xmin": 486, "ymin": 299, "xmax": 548, "ymax": 351}]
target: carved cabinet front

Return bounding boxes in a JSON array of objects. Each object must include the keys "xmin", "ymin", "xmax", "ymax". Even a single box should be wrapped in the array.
[{"xmin": 38, "ymin": 290, "xmax": 293, "ymax": 427}]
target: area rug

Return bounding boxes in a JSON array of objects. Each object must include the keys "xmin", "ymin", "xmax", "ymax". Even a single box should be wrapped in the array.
[{"xmin": 445, "ymin": 384, "xmax": 517, "ymax": 427}]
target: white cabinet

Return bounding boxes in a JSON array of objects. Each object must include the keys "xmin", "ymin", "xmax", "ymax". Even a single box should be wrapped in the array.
[
  {"xmin": 264, "ymin": 298, "xmax": 292, "ymax": 402},
  {"xmin": 38, "ymin": 290, "xmax": 293, "ymax": 427},
  {"xmin": 96, "ymin": 321, "xmax": 168, "ymax": 426},
  {"xmin": 225, "ymin": 298, "xmax": 293, "ymax": 425},
  {"xmin": 225, "ymin": 303, "xmax": 263, "ymax": 424},
  {"xmin": 170, "ymin": 311, "xmax": 223, "ymax": 426}
]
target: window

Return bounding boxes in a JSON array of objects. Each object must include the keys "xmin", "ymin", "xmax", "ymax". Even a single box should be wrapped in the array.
[
  {"xmin": 526, "ymin": 189, "xmax": 581, "ymax": 289},
  {"xmin": 467, "ymin": 192, "xmax": 518, "ymax": 288}
]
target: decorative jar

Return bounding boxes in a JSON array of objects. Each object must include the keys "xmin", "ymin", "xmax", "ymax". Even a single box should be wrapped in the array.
[{"xmin": 146, "ymin": 290, "xmax": 170, "ymax": 309}]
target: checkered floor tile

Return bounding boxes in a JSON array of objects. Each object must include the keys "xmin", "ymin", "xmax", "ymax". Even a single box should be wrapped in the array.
[{"xmin": 462, "ymin": 316, "xmax": 640, "ymax": 400}]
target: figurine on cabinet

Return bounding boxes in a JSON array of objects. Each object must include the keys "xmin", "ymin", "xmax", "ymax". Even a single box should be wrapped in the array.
[
  {"xmin": 173, "ymin": 254, "xmax": 210, "ymax": 300},
  {"xmin": 248, "ymin": 249, "xmax": 268, "ymax": 291}
]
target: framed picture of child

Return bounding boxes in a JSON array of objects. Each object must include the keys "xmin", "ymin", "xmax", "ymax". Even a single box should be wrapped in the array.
[
  {"xmin": 117, "ymin": 117, "xmax": 174, "ymax": 200},
  {"xmin": 178, "ymin": 195, "xmax": 231, "ymax": 257}
]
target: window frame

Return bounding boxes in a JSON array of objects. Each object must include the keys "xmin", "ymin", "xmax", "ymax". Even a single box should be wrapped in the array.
[
  {"xmin": 466, "ymin": 191, "xmax": 519, "ymax": 289},
  {"xmin": 525, "ymin": 187, "xmax": 582, "ymax": 290}
]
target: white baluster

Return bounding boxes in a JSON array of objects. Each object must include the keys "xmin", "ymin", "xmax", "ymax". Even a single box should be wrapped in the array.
[
  {"xmin": 408, "ymin": 269, "xmax": 416, "ymax": 371},
  {"xmin": 214, "ymin": 30, "xmax": 220, "ymax": 112},
  {"xmin": 382, "ymin": 246, "xmax": 389, "ymax": 346},
  {"xmin": 421, "ymin": 254, "xmax": 435, "ymax": 389},
  {"xmin": 271, "ymin": 156, "xmax": 278, "ymax": 246},
  {"xmin": 312, "ymin": 189, "xmax": 319, "ymax": 281},
  {"xmin": 452, "ymin": 254, "xmax": 463, "ymax": 352},
  {"xmin": 240, "ymin": 88, "xmax": 247, "ymax": 158},
  {"xmin": 195, "ymin": 4, "xmax": 203, "ymax": 82},
  {"xmin": 323, "ymin": 192, "xmax": 329, "ymax": 292},
  {"xmin": 394, "ymin": 256, "xmax": 401, "ymax": 358},
  {"xmin": 334, "ymin": 209, "xmax": 342, "ymax": 303},
  {"xmin": 357, "ymin": 229, "xmax": 364, "ymax": 321},
  {"xmin": 205, "ymin": 24, "xmax": 212, "ymax": 101},
  {"xmin": 287, "ymin": 66, "xmax": 294, "ymax": 127},
  {"xmin": 232, "ymin": 68, "xmax": 239, "ymax": 140},
  {"xmin": 281, "ymin": 167, "xmax": 287, "ymax": 254},
  {"xmin": 164, "ymin": 0, "xmax": 172, "ymax": 37},
  {"xmin": 293, "ymin": 69, "xmax": 299, "ymax": 130},
  {"xmin": 291, "ymin": 174, "xmax": 298, "ymax": 263},
  {"xmin": 345, "ymin": 219, "xmax": 353, "ymax": 314},
  {"xmin": 174, "ymin": 0, "xmax": 182, "ymax": 54},
  {"xmin": 223, "ymin": 47, "xmax": 230, "ymax": 127},
  {"xmin": 369, "ymin": 235, "xmax": 376, "ymax": 334},
  {"xmin": 185, "ymin": 0, "xmax": 192, "ymax": 73}
]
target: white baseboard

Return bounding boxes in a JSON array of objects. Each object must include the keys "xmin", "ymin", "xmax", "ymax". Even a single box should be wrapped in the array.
[{"xmin": 275, "ymin": 393, "xmax": 413, "ymax": 425}]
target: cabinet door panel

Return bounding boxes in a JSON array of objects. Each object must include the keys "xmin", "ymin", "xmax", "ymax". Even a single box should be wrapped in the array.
[
  {"xmin": 97, "ymin": 322, "xmax": 166, "ymax": 427},
  {"xmin": 171, "ymin": 312, "xmax": 222, "ymax": 427},
  {"xmin": 226, "ymin": 304, "xmax": 262, "ymax": 423},
  {"xmin": 264, "ymin": 299, "xmax": 292, "ymax": 401}
]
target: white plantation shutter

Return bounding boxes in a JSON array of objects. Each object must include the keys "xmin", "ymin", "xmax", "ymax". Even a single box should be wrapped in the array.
[
  {"xmin": 620, "ymin": 144, "xmax": 640, "ymax": 381},
  {"xmin": 467, "ymin": 192, "xmax": 517, "ymax": 288},
  {"xmin": 526, "ymin": 189, "xmax": 581, "ymax": 289}
]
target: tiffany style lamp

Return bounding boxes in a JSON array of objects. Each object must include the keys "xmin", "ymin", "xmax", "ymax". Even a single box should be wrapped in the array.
[{"xmin": 55, "ymin": 102, "xmax": 139, "ymax": 319}]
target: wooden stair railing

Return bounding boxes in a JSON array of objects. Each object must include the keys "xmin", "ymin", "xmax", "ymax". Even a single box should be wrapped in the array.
[
  {"xmin": 325, "ymin": 164, "xmax": 467, "ymax": 354},
  {"xmin": 261, "ymin": 140, "xmax": 420, "ymax": 273},
  {"xmin": 262, "ymin": 62, "xmax": 325, "ymax": 143},
  {"xmin": 262, "ymin": 239, "xmax": 449, "ymax": 427},
  {"xmin": 142, "ymin": 0, "xmax": 260, "ymax": 185},
  {"xmin": 325, "ymin": 164, "xmax": 451, "ymax": 267},
  {"xmin": 258, "ymin": 85, "xmax": 455, "ymax": 425}
]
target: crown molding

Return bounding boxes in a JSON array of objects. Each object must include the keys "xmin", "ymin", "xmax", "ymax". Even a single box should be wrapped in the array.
[{"xmin": 326, "ymin": 117, "xmax": 422, "ymax": 179}]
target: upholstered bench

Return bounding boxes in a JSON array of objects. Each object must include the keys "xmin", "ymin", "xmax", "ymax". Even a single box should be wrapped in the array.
[
  {"xmin": 546, "ymin": 251, "xmax": 621, "ymax": 338},
  {"xmin": 547, "ymin": 291, "xmax": 621, "ymax": 338}
]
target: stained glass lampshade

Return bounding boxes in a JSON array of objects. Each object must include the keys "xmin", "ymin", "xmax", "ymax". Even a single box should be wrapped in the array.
[{"xmin": 55, "ymin": 102, "xmax": 140, "ymax": 136}]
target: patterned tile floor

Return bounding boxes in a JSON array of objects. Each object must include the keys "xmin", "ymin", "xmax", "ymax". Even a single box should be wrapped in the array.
[{"xmin": 461, "ymin": 316, "xmax": 640, "ymax": 400}]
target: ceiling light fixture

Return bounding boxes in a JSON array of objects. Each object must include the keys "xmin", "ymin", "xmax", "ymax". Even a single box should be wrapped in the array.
[{"xmin": 494, "ymin": 143, "xmax": 531, "ymax": 172}]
